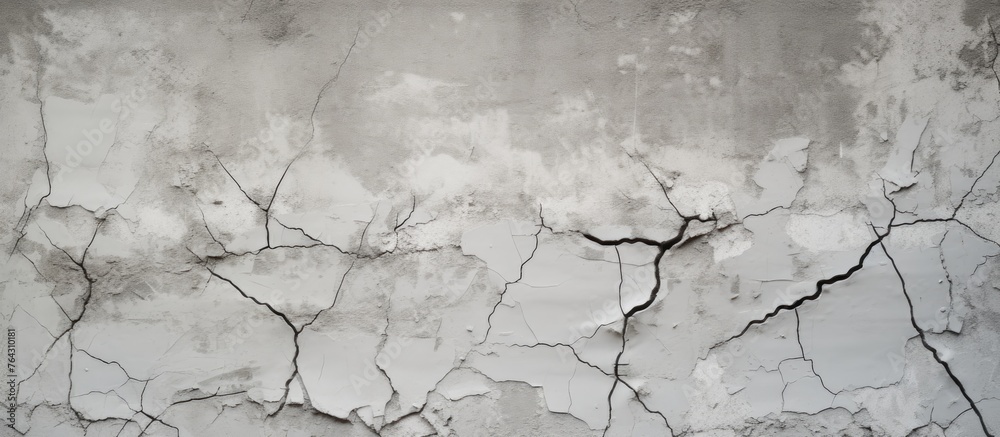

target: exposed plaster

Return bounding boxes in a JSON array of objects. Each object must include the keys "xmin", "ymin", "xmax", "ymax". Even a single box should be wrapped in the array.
[{"xmin": 2, "ymin": 1, "xmax": 1000, "ymax": 436}]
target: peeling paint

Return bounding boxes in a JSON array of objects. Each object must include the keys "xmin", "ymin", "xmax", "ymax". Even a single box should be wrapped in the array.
[{"xmin": 2, "ymin": 1, "xmax": 999, "ymax": 436}]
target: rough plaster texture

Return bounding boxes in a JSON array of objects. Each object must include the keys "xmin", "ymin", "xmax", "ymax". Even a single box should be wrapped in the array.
[{"xmin": 2, "ymin": 0, "xmax": 1000, "ymax": 436}]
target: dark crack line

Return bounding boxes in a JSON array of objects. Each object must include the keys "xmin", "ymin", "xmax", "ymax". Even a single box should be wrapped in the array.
[
  {"xmin": 618, "ymin": 149, "xmax": 697, "ymax": 228},
  {"xmin": 207, "ymin": 267, "xmax": 295, "ymax": 323},
  {"xmin": 241, "ymin": 0, "xmax": 254, "ymax": 21},
  {"xmin": 603, "ymin": 247, "xmax": 626, "ymax": 437},
  {"xmin": 271, "ymin": 211, "xmax": 435, "ymax": 260},
  {"xmin": 618, "ymin": 378, "xmax": 676, "ymax": 436},
  {"xmin": 393, "ymin": 194, "xmax": 417, "ymax": 232},
  {"xmin": 136, "ymin": 389, "xmax": 246, "ymax": 437},
  {"xmin": 207, "ymin": 148, "xmax": 265, "ymax": 210},
  {"xmin": 11, "ymin": 84, "xmax": 53, "ymax": 257},
  {"xmin": 953, "ymin": 148, "xmax": 1000, "ymax": 215},
  {"xmin": 638, "ymin": 159, "xmax": 683, "ymax": 218},
  {"xmin": 193, "ymin": 27, "xmax": 368, "ymax": 268},
  {"xmin": 18, "ymin": 250, "xmax": 48, "ymax": 281},
  {"xmin": 988, "ymin": 16, "xmax": 999, "ymax": 94},
  {"xmin": 269, "ymin": 216, "xmax": 351, "ymax": 254},
  {"xmin": 70, "ymin": 347, "xmax": 158, "ymax": 429},
  {"xmin": 373, "ymin": 293, "xmax": 399, "ymax": 404},
  {"xmin": 707, "ymin": 153, "xmax": 1000, "ymax": 431},
  {"xmin": 881, "ymin": 241, "xmax": 993, "ymax": 437},
  {"xmin": 481, "ymin": 205, "xmax": 545, "ymax": 343},
  {"xmin": 723, "ymin": 218, "xmax": 976, "ymax": 347},
  {"xmin": 66, "ymin": 338, "xmax": 85, "ymax": 424},
  {"xmin": 722, "ymin": 233, "xmax": 887, "ymax": 343},
  {"xmin": 742, "ymin": 205, "xmax": 788, "ymax": 221},
  {"xmin": 721, "ymin": 183, "xmax": 901, "ymax": 343},
  {"xmin": 206, "ymin": 268, "xmax": 302, "ymax": 416},
  {"xmin": 357, "ymin": 205, "xmax": 378, "ymax": 253},
  {"xmin": 581, "ymin": 206, "xmax": 715, "ymax": 435},
  {"xmin": 568, "ymin": 0, "xmax": 595, "ymax": 30},
  {"xmin": 14, "ymin": 305, "xmax": 56, "ymax": 341},
  {"xmin": 196, "ymin": 222, "xmax": 453, "ymax": 263},
  {"xmin": 302, "ymin": 26, "xmax": 361, "ymax": 152},
  {"xmin": 505, "ymin": 342, "xmax": 611, "ymax": 376},
  {"xmin": 262, "ymin": 154, "xmax": 303, "ymax": 248},
  {"xmin": 583, "ymin": 214, "xmax": 715, "ymax": 318},
  {"xmin": 18, "ymin": 222, "xmax": 103, "ymax": 397},
  {"xmin": 204, "ymin": 145, "xmax": 303, "ymax": 249},
  {"xmin": 98, "ymin": 118, "xmax": 123, "ymax": 168},
  {"xmin": 195, "ymin": 202, "xmax": 239, "ymax": 257},
  {"xmin": 75, "ymin": 349, "xmax": 153, "ymax": 386},
  {"xmin": 792, "ymin": 309, "xmax": 836, "ymax": 396},
  {"xmin": 602, "ymin": 242, "xmax": 681, "ymax": 436},
  {"xmin": 302, "ymin": 261, "xmax": 355, "ymax": 330},
  {"xmin": 206, "ymin": 260, "xmax": 356, "ymax": 418},
  {"xmin": 938, "ymin": 230, "xmax": 956, "ymax": 331}
]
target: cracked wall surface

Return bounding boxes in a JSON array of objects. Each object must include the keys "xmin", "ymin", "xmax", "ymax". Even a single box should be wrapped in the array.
[{"xmin": 2, "ymin": 0, "xmax": 1000, "ymax": 436}]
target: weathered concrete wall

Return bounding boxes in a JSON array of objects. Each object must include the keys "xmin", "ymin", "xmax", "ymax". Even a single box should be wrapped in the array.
[{"xmin": 2, "ymin": 0, "xmax": 1000, "ymax": 435}]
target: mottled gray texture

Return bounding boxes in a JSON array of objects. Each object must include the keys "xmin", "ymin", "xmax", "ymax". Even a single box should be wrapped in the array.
[{"xmin": 2, "ymin": 0, "xmax": 1000, "ymax": 436}]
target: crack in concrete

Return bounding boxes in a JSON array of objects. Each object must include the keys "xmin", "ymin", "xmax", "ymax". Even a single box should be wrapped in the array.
[
  {"xmin": 565, "ymin": 158, "xmax": 721, "ymax": 435},
  {"xmin": 506, "ymin": 342, "xmax": 611, "ymax": 376},
  {"xmin": 393, "ymin": 195, "xmax": 416, "ymax": 232},
  {"xmin": 717, "ymin": 144, "xmax": 997, "ymax": 346},
  {"xmin": 9, "ymin": 66, "xmax": 997, "ymax": 433},
  {"xmin": 582, "ymin": 214, "xmax": 717, "ymax": 318},
  {"xmin": 372, "ymin": 294, "xmax": 401, "ymax": 422},
  {"xmin": 358, "ymin": 203, "xmax": 379, "ymax": 253},
  {"xmin": 65, "ymin": 347, "xmax": 162, "ymax": 432},
  {"xmin": 195, "ymin": 202, "xmax": 240, "ymax": 257},
  {"xmin": 742, "ymin": 205, "xmax": 788, "ymax": 221},
  {"xmin": 481, "ymin": 206, "xmax": 545, "ymax": 343},
  {"xmin": 988, "ymin": 16, "xmax": 1000, "ymax": 94},
  {"xmin": 302, "ymin": 25, "xmax": 361, "ymax": 153},
  {"xmin": 582, "ymin": 212, "xmax": 717, "ymax": 436},
  {"xmin": 10, "ymin": 81, "xmax": 53, "ymax": 258},
  {"xmin": 135, "ymin": 389, "xmax": 247, "ymax": 436},
  {"xmin": 201, "ymin": 254, "xmax": 354, "ymax": 420},
  {"xmin": 204, "ymin": 145, "xmax": 303, "ymax": 249},
  {"xmin": 241, "ymin": 0, "xmax": 254, "ymax": 22},
  {"xmin": 882, "ymin": 240, "xmax": 994, "ymax": 437},
  {"xmin": 787, "ymin": 309, "xmax": 837, "ymax": 394},
  {"xmin": 722, "ymin": 230, "xmax": 889, "ymax": 343},
  {"xmin": 192, "ymin": 190, "xmax": 435, "ymax": 262},
  {"xmin": 699, "ymin": 148, "xmax": 1000, "ymax": 434},
  {"xmin": 18, "ymin": 222, "xmax": 103, "ymax": 397}
]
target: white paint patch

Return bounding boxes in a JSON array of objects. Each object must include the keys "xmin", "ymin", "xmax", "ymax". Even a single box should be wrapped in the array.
[
  {"xmin": 617, "ymin": 53, "xmax": 637, "ymax": 67},
  {"xmin": 708, "ymin": 227, "xmax": 753, "ymax": 262},
  {"xmin": 786, "ymin": 212, "xmax": 871, "ymax": 252}
]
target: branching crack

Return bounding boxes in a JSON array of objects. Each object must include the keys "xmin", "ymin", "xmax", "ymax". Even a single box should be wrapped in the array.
[
  {"xmin": 11, "ymin": 81, "xmax": 53, "ymax": 257},
  {"xmin": 882, "ymin": 241, "xmax": 993, "ymax": 437},
  {"xmin": 791, "ymin": 309, "xmax": 836, "ymax": 396},
  {"xmin": 479, "ymin": 205, "xmax": 546, "ymax": 343},
  {"xmin": 18, "ymin": 222, "xmax": 103, "ymax": 393},
  {"xmin": 506, "ymin": 342, "xmax": 611, "ymax": 376},
  {"xmin": 704, "ymin": 148, "xmax": 1000, "ymax": 434},
  {"xmin": 722, "ymin": 233, "xmax": 888, "ymax": 343},
  {"xmin": 203, "ymin": 257, "xmax": 354, "ymax": 419},
  {"xmin": 585, "ymin": 213, "xmax": 716, "ymax": 435},
  {"xmin": 204, "ymin": 145, "xmax": 302, "ymax": 249},
  {"xmin": 393, "ymin": 195, "xmax": 417, "ymax": 232},
  {"xmin": 567, "ymin": 169, "xmax": 719, "ymax": 435}
]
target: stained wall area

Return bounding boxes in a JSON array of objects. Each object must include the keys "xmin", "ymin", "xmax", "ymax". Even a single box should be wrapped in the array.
[{"xmin": 2, "ymin": 0, "xmax": 1000, "ymax": 435}]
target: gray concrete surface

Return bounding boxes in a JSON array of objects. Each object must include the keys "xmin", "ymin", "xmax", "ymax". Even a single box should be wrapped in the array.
[{"xmin": 2, "ymin": 0, "xmax": 1000, "ymax": 435}]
